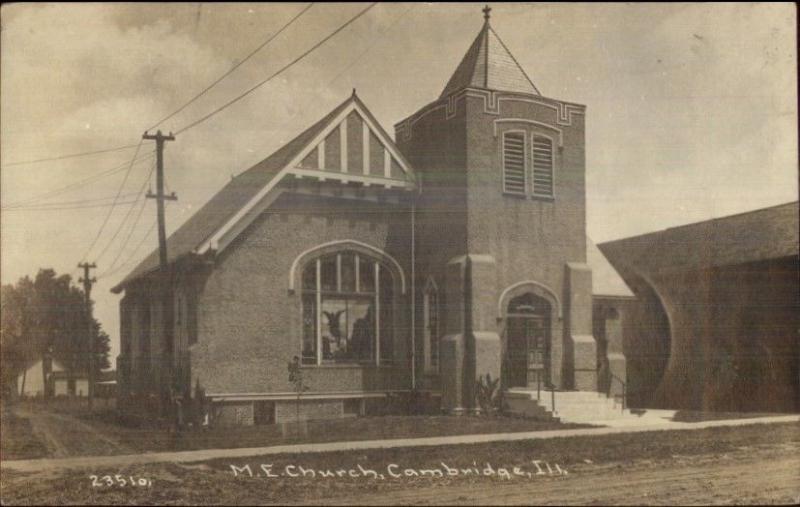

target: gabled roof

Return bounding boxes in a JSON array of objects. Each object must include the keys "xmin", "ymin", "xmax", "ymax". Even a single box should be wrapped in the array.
[
  {"xmin": 440, "ymin": 16, "xmax": 540, "ymax": 99},
  {"xmin": 587, "ymin": 238, "xmax": 635, "ymax": 298},
  {"xmin": 599, "ymin": 201, "xmax": 799, "ymax": 274},
  {"xmin": 112, "ymin": 93, "xmax": 415, "ymax": 292}
]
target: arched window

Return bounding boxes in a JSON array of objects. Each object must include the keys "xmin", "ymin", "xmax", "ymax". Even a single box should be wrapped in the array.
[
  {"xmin": 502, "ymin": 131, "xmax": 526, "ymax": 195},
  {"xmin": 301, "ymin": 251, "xmax": 395, "ymax": 366},
  {"xmin": 532, "ymin": 135, "xmax": 554, "ymax": 198},
  {"xmin": 423, "ymin": 277, "xmax": 440, "ymax": 374}
]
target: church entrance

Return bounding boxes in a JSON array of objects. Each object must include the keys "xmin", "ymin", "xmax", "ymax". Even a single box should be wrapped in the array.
[{"xmin": 506, "ymin": 293, "xmax": 552, "ymax": 388}]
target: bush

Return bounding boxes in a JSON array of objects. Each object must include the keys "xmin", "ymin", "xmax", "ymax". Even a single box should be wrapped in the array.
[{"xmin": 475, "ymin": 373, "xmax": 505, "ymax": 416}]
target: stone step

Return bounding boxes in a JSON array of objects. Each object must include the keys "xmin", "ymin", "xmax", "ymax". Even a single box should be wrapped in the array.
[{"xmin": 504, "ymin": 389, "xmax": 642, "ymax": 424}]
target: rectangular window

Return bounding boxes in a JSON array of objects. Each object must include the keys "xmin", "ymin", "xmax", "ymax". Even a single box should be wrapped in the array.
[
  {"xmin": 379, "ymin": 266, "xmax": 393, "ymax": 365},
  {"xmin": 253, "ymin": 401, "xmax": 275, "ymax": 425},
  {"xmin": 301, "ymin": 294, "xmax": 317, "ymax": 364},
  {"xmin": 429, "ymin": 291, "xmax": 439, "ymax": 370},
  {"xmin": 532, "ymin": 135, "xmax": 554, "ymax": 197},
  {"xmin": 320, "ymin": 256, "xmax": 337, "ymax": 292},
  {"xmin": 358, "ymin": 257, "xmax": 375, "ymax": 292},
  {"xmin": 503, "ymin": 132, "xmax": 526, "ymax": 195}
]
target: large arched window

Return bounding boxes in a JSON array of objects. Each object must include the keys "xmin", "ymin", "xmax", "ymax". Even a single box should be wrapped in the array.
[{"xmin": 301, "ymin": 251, "xmax": 394, "ymax": 366}]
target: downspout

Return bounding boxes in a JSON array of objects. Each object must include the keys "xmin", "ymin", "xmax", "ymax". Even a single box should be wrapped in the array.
[{"xmin": 410, "ymin": 193, "xmax": 416, "ymax": 390}]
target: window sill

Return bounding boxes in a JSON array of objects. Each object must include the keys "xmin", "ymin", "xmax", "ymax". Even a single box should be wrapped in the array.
[
  {"xmin": 502, "ymin": 191, "xmax": 527, "ymax": 199},
  {"xmin": 530, "ymin": 194, "xmax": 555, "ymax": 202}
]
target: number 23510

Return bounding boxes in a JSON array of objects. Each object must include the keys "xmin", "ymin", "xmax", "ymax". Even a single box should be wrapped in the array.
[{"xmin": 90, "ymin": 475, "xmax": 152, "ymax": 487}]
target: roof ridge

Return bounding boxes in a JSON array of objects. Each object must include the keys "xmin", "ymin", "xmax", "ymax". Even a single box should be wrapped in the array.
[
  {"xmin": 487, "ymin": 25, "xmax": 540, "ymax": 95},
  {"xmin": 599, "ymin": 201, "xmax": 799, "ymax": 246}
]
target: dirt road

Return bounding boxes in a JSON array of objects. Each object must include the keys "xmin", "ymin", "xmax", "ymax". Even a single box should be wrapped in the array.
[
  {"xmin": 13, "ymin": 406, "xmax": 134, "ymax": 458},
  {"xmin": 322, "ymin": 442, "xmax": 800, "ymax": 505}
]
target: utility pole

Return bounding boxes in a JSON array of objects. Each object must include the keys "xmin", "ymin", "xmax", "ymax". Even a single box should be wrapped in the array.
[
  {"xmin": 142, "ymin": 130, "xmax": 177, "ymax": 414},
  {"xmin": 143, "ymin": 130, "xmax": 177, "ymax": 269},
  {"xmin": 78, "ymin": 262, "xmax": 97, "ymax": 410}
]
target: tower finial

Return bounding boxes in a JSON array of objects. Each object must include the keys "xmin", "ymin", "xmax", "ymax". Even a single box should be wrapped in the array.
[{"xmin": 482, "ymin": 4, "xmax": 491, "ymax": 22}]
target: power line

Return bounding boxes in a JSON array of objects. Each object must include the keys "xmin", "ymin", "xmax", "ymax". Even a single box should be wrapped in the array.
[
  {"xmin": 2, "ymin": 199, "xmax": 143, "ymax": 212},
  {"xmin": 175, "ymin": 2, "xmax": 378, "ymax": 135},
  {"xmin": 91, "ymin": 159, "xmax": 157, "ymax": 264},
  {"xmin": 79, "ymin": 139, "xmax": 145, "ymax": 263},
  {"xmin": 1, "ymin": 192, "xmax": 143, "ymax": 210},
  {"xmin": 0, "ymin": 143, "xmax": 142, "ymax": 168},
  {"xmin": 1, "ymin": 4, "xmax": 316, "ymax": 174},
  {"xmin": 1, "ymin": 151, "xmax": 155, "ymax": 209},
  {"xmin": 98, "ymin": 220, "xmax": 157, "ymax": 281},
  {"xmin": 148, "ymin": 3, "xmax": 315, "ymax": 131},
  {"xmin": 98, "ymin": 195, "xmax": 150, "ymax": 277},
  {"xmin": 329, "ymin": 3, "xmax": 414, "ymax": 85}
]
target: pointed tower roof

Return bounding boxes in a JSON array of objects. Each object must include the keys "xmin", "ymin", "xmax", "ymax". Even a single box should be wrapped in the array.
[{"xmin": 439, "ymin": 5, "xmax": 540, "ymax": 99}]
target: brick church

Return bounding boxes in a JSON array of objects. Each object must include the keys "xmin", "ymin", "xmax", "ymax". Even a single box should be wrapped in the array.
[{"xmin": 113, "ymin": 8, "xmax": 639, "ymax": 425}]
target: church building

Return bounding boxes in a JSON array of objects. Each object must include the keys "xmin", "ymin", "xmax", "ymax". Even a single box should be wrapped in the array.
[{"xmin": 113, "ymin": 8, "xmax": 636, "ymax": 425}]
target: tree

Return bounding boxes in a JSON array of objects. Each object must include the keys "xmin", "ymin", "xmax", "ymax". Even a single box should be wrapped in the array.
[{"xmin": 0, "ymin": 268, "xmax": 110, "ymax": 396}]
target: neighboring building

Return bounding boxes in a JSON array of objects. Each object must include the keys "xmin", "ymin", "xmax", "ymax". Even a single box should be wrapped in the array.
[
  {"xmin": 600, "ymin": 202, "xmax": 800, "ymax": 413},
  {"xmin": 17, "ymin": 357, "xmax": 89, "ymax": 398},
  {"xmin": 112, "ymin": 9, "xmax": 638, "ymax": 425}
]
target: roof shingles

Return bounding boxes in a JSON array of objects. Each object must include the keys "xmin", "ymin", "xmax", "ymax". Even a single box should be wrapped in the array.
[{"xmin": 439, "ymin": 21, "xmax": 539, "ymax": 99}]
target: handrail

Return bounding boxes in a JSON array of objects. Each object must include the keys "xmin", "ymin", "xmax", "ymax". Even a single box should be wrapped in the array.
[
  {"xmin": 536, "ymin": 374, "xmax": 556, "ymax": 414},
  {"xmin": 537, "ymin": 373, "xmax": 541, "ymax": 400},
  {"xmin": 609, "ymin": 373, "xmax": 626, "ymax": 411}
]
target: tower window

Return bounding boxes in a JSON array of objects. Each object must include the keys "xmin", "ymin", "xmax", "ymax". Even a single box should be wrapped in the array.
[
  {"xmin": 502, "ymin": 132, "xmax": 526, "ymax": 195},
  {"xmin": 532, "ymin": 135, "xmax": 554, "ymax": 198}
]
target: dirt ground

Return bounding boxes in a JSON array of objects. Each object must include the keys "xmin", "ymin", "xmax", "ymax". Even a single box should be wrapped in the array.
[
  {"xmin": 323, "ymin": 444, "xmax": 800, "ymax": 505},
  {"xmin": 2, "ymin": 421, "xmax": 798, "ymax": 505}
]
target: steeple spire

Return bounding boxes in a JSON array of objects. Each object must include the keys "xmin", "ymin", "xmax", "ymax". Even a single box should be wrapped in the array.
[{"xmin": 438, "ymin": 7, "xmax": 540, "ymax": 99}]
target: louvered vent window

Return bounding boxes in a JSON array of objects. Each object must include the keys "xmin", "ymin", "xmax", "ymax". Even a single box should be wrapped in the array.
[
  {"xmin": 532, "ymin": 135, "xmax": 554, "ymax": 197},
  {"xmin": 503, "ymin": 132, "xmax": 526, "ymax": 195}
]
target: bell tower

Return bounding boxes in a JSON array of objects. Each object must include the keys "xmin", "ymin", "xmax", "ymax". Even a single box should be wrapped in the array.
[{"xmin": 396, "ymin": 6, "xmax": 595, "ymax": 413}]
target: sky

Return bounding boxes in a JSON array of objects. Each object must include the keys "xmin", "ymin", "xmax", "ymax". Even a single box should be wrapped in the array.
[{"xmin": 1, "ymin": 2, "xmax": 797, "ymax": 363}]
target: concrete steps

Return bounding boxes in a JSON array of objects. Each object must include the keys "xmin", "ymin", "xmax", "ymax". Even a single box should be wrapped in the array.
[{"xmin": 506, "ymin": 388, "xmax": 641, "ymax": 424}]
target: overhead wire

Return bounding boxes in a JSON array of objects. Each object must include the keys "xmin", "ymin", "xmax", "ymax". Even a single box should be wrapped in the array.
[
  {"xmin": 79, "ymin": 139, "xmax": 145, "ymax": 263},
  {"xmin": 147, "ymin": 3, "xmax": 315, "ymax": 131},
  {"xmin": 91, "ymin": 158, "xmax": 157, "ymax": 264},
  {"xmin": 0, "ymin": 143, "xmax": 142, "ymax": 168},
  {"xmin": 175, "ymin": 3, "xmax": 378, "ymax": 135},
  {"xmin": 1, "ymin": 150, "xmax": 155, "ymax": 210}
]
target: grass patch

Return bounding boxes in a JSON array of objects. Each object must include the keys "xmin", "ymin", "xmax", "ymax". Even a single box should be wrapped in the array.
[
  {"xmin": 670, "ymin": 410, "xmax": 782, "ymax": 422},
  {"xmin": 0, "ymin": 405, "xmax": 48, "ymax": 460},
  {"xmin": 72, "ymin": 414, "xmax": 590, "ymax": 454},
  {"xmin": 3, "ymin": 400, "xmax": 590, "ymax": 458}
]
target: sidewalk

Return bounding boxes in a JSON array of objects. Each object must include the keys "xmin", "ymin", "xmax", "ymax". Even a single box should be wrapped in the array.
[{"xmin": 2, "ymin": 414, "xmax": 798, "ymax": 474}]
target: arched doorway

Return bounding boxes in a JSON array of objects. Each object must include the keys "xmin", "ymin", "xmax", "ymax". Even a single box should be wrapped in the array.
[{"xmin": 505, "ymin": 293, "xmax": 552, "ymax": 388}]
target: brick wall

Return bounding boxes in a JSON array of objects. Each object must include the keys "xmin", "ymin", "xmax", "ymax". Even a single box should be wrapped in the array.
[
  {"xmin": 190, "ymin": 192, "xmax": 413, "ymax": 397},
  {"xmin": 274, "ymin": 399, "xmax": 343, "ymax": 423}
]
